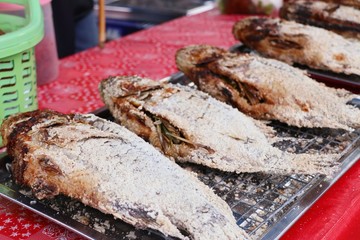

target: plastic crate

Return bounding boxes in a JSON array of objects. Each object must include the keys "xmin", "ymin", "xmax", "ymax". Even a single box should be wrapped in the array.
[{"xmin": 0, "ymin": 0, "xmax": 44, "ymax": 146}]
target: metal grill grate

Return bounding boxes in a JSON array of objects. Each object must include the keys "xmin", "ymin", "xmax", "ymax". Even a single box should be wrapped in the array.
[
  {"xmin": 180, "ymin": 120, "xmax": 359, "ymax": 238},
  {"xmin": 0, "ymin": 93, "xmax": 359, "ymax": 239},
  {"xmin": 166, "ymin": 72, "xmax": 360, "ymax": 238}
]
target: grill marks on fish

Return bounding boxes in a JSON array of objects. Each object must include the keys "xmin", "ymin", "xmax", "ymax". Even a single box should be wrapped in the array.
[
  {"xmin": 175, "ymin": 44, "xmax": 360, "ymax": 130},
  {"xmin": 100, "ymin": 76, "xmax": 339, "ymax": 176},
  {"xmin": 1, "ymin": 109, "xmax": 250, "ymax": 240}
]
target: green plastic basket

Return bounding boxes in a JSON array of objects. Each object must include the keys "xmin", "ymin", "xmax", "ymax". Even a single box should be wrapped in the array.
[{"xmin": 0, "ymin": 0, "xmax": 43, "ymax": 146}]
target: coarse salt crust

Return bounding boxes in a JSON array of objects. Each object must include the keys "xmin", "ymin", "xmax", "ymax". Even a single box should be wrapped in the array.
[
  {"xmin": 101, "ymin": 76, "xmax": 339, "ymax": 176},
  {"xmin": 233, "ymin": 17, "xmax": 360, "ymax": 75},
  {"xmin": 175, "ymin": 44, "xmax": 359, "ymax": 130},
  {"xmin": 1, "ymin": 110, "xmax": 250, "ymax": 240}
]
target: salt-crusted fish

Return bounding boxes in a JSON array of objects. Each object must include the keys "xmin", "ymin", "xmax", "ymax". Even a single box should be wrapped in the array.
[
  {"xmin": 100, "ymin": 76, "xmax": 338, "ymax": 175},
  {"xmin": 0, "ymin": 110, "xmax": 250, "ymax": 240},
  {"xmin": 280, "ymin": 0, "xmax": 360, "ymax": 40},
  {"xmin": 321, "ymin": 0, "xmax": 360, "ymax": 9},
  {"xmin": 232, "ymin": 17, "xmax": 360, "ymax": 75},
  {"xmin": 175, "ymin": 44, "xmax": 360, "ymax": 130}
]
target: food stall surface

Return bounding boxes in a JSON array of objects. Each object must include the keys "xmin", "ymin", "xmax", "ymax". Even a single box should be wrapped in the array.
[
  {"xmin": 94, "ymin": 0, "xmax": 215, "ymax": 39},
  {"xmin": 0, "ymin": 8, "xmax": 360, "ymax": 240},
  {"xmin": 98, "ymin": 0, "xmax": 215, "ymax": 22}
]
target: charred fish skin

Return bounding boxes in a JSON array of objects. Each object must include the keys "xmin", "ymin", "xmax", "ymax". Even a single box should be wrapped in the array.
[
  {"xmin": 1, "ymin": 109, "xmax": 250, "ymax": 240},
  {"xmin": 100, "ymin": 76, "xmax": 339, "ymax": 176},
  {"xmin": 280, "ymin": 0, "xmax": 360, "ymax": 40},
  {"xmin": 175, "ymin": 44, "xmax": 360, "ymax": 130},
  {"xmin": 320, "ymin": 0, "xmax": 360, "ymax": 9},
  {"xmin": 232, "ymin": 17, "xmax": 360, "ymax": 76}
]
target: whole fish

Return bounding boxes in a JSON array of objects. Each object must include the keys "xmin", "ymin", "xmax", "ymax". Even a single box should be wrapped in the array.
[
  {"xmin": 0, "ymin": 110, "xmax": 249, "ymax": 240},
  {"xmin": 175, "ymin": 44, "xmax": 360, "ymax": 130},
  {"xmin": 280, "ymin": 0, "xmax": 360, "ymax": 40},
  {"xmin": 232, "ymin": 17, "xmax": 360, "ymax": 75},
  {"xmin": 100, "ymin": 76, "xmax": 338, "ymax": 175},
  {"xmin": 320, "ymin": 0, "xmax": 360, "ymax": 9}
]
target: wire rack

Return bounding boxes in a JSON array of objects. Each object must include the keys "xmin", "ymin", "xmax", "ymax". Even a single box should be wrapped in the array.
[
  {"xmin": 0, "ymin": 94, "xmax": 359, "ymax": 239},
  {"xmin": 0, "ymin": 111, "xmax": 358, "ymax": 240},
  {"xmin": 180, "ymin": 120, "xmax": 360, "ymax": 239}
]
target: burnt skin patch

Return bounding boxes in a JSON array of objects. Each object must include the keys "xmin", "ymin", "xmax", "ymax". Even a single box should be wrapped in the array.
[
  {"xmin": 115, "ymin": 96, "xmax": 153, "ymax": 141},
  {"xmin": 113, "ymin": 201, "xmax": 159, "ymax": 225},
  {"xmin": 221, "ymin": 86, "xmax": 235, "ymax": 103},
  {"xmin": 117, "ymin": 78, "xmax": 162, "ymax": 97},
  {"xmin": 281, "ymin": 1, "xmax": 360, "ymax": 34},
  {"xmin": 324, "ymin": 4, "xmax": 340, "ymax": 14},
  {"xmin": 244, "ymin": 29, "xmax": 271, "ymax": 42},
  {"xmin": 333, "ymin": 53, "xmax": 346, "ymax": 61},
  {"xmin": 32, "ymin": 178, "xmax": 59, "ymax": 199},
  {"xmin": 295, "ymin": 99, "xmax": 310, "ymax": 112},
  {"xmin": 193, "ymin": 53, "xmax": 221, "ymax": 65},
  {"xmin": 280, "ymin": 3, "xmax": 312, "ymax": 24},
  {"xmin": 269, "ymin": 39, "xmax": 304, "ymax": 50},
  {"xmin": 12, "ymin": 157, "xmax": 28, "ymax": 185},
  {"xmin": 38, "ymin": 156, "xmax": 63, "ymax": 175},
  {"xmin": 188, "ymin": 46, "xmax": 226, "ymax": 66},
  {"xmin": 242, "ymin": 18, "xmax": 277, "ymax": 43},
  {"xmin": 219, "ymin": 75, "xmax": 266, "ymax": 106},
  {"xmin": 5, "ymin": 110, "xmax": 69, "ymax": 150}
]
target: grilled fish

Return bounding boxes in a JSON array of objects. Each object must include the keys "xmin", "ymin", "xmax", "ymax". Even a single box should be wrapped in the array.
[
  {"xmin": 232, "ymin": 17, "xmax": 360, "ymax": 75},
  {"xmin": 100, "ymin": 76, "xmax": 338, "ymax": 176},
  {"xmin": 0, "ymin": 110, "xmax": 250, "ymax": 240},
  {"xmin": 320, "ymin": 0, "xmax": 360, "ymax": 9},
  {"xmin": 280, "ymin": 0, "xmax": 360, "ymax": 40},
  {"xmin": 175, "ymin": 44, "xmax": 360, "ymax": 130}
]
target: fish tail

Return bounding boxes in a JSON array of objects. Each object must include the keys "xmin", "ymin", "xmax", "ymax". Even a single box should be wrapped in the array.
[{"xmin": 264, "ymin": 152, "xmax": 340, "ymax": 176}]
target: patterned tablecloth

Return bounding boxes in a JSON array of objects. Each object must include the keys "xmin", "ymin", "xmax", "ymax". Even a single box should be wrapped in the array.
[
  {"xmin": 1, "ymin": 9, "xmax": 360, "ymax": 240},
  {"xmin": 37, "ymin": 10, "xmax": 241, "ymax": 114}
]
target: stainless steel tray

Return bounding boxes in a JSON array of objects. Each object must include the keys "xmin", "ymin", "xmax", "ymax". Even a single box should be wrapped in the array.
[
  {"xmin": 95, "ymin": 0, "xmax": 214, "ymax": 24},
  {"xmin": 0, "ymin": 76, "xmax": 359, "ymax": 239}
]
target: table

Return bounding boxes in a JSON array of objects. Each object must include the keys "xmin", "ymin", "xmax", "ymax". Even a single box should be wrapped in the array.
[{"xmin": 1, "ymin": 9, "xmax": 359, "ymax": 240}]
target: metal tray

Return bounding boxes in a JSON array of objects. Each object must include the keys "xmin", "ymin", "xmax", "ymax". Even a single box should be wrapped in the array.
[
  {"xmin": 0, "ymin": 76, "xmax": 359, "ymax": 239},
  {"xmin": 95, "ymin": 0, "xmax": 214, "ymax": 24},
  {"xmin": 230, "ymin": 43, "xmax": 360, "ymax": 94}
]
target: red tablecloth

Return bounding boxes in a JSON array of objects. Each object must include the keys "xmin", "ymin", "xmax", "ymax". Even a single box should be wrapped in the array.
[
  {"xmin": 37, "ymin": 10, "xmax": 241, "ymax": 114},
  {"xmin": 1, "ymin": 9, "xmax": 359, "ymax": 240}
]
